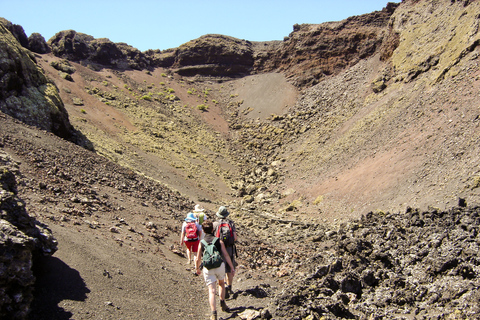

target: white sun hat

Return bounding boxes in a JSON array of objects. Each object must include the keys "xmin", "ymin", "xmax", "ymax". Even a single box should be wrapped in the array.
[{"xmin": 193, "ymin": 204, "xmax": 204, "ymax": 212}]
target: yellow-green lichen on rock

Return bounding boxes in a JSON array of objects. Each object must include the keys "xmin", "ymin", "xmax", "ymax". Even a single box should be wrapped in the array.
[
  {"xmin": 0, "ymin": 20, "xmax": 76, "ymax": 141},
  {"xmin": 390, "ymin": 0, "xmax": 480, "ymax": 84}
]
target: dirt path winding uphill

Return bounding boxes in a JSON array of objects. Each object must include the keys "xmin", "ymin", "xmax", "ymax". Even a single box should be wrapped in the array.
[
  {"xmin": 31, "ymin": 223, "xmax": 210, "ymax": 320},
  {"xmin": 1, "ymin": 113, "xmax": 286, "ymax": 320},
  {"xmin": 1, "ymin": 113, "xmax": 209, "ymax": 319}
]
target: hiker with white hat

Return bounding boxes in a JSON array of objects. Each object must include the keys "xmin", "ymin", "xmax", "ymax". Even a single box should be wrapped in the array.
[
  {"xmin": 193, "ymin": 204, "xmax": 207, "ymax": 223},
  {"xmin": 193, "ymin": 204, "xmax": 207, "ymax": 239}
]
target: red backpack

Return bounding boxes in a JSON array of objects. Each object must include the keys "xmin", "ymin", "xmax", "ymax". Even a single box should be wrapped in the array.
[
  {"xmin": 185, "ymin": 222, "xmax": 198, "ymax": 240},
  {"xmin": 215, "ymin": 220, "xmax": 234, "ymax": 246}
]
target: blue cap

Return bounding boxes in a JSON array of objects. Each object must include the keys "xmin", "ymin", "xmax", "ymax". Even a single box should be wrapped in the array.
[{"xmin": 185, "ymin": 212, "xmax": 196, "ymax": 222}]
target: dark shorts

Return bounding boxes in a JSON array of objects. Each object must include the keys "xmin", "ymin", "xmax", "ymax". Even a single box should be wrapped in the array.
[{"xmin": 225, "ymin": 245, "xmax": 236, "ymax": 273}]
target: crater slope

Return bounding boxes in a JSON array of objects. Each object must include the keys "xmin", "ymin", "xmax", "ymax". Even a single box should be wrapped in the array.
[{"xmin": 1, "ymin": 0, "xmax": 480, "ymax": 319}]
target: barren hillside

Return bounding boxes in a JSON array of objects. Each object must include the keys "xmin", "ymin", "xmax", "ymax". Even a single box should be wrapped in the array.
[{"xmin": 2, "ymin": 0, "xmax": 480, "ymax": 319}]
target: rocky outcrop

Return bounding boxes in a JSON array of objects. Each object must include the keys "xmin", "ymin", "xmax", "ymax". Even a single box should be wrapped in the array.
[
  {"xmin": 27, "ymin": 33, "xmax": 50, "ymax": 54},
  {"xmin": 270, "ymin": 203, "xmax": 480, "ymax": 319},
  {"xmin": 255, "ymin": 3, "xmax": 399, "ymax": 87},
  {"xmin": 48, "ymin": 30, "xmax": 151, "ymax": 70},
  {"xmin": 49, "ymin": 32, "xmax": 257, "ymax": 77},
  {"xmin": 0, "ymin": 22, "xmax": 78, "ymax": 142},
  {"xmin": 171, "ymin": 34, "xmax": 255, "ymax": 76},
  {"xmin": 143, "ymin": 48, "xmax": 176, "ymax": 68},
  {"xmin": 0, "ymin": 18, "xmax": 29, "ymax": 49},
  {"xmin": 0, "ymin": 151, "xmax": 57, "ymax": 320},
  {"xmin": 48, "ymin": 31, "xmax": 256, "ymax": 77},
  {"xmin": 0, "ymin": 18, "xmax": 49, "ymax": 54},
  {"xmin": 41, "ymin": 4, "xmax": 398, "ymax": 85}
]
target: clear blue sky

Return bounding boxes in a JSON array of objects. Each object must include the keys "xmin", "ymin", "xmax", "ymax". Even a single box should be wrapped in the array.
[{"xmin": 1, "ymin": 0, "xmax": 398, "ymax": 52}]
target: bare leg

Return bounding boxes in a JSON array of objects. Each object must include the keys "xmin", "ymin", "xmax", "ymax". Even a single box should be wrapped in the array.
[
  {"xmin": 186, "ymin": 247, "xmax": 191, "ymax": 264},
  {"xmin": 208, "ymin": 282, "xmax": 217, "ymax": 312},
  {"xmin": 226, "ymin": 272, "xmax": 233, "ymax": 288},
  {"xmin": 218, "ymin": 279, "xmax": 226, "ymax": 300},
  {"xmin": 218, "ymin": 279, "xmax": 229, "ymax": 312}
]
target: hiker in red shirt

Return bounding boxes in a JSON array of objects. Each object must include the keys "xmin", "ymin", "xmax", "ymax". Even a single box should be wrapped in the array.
[{"xmin": 179, "ymin": 212, "xmax": 202, "ymax": 265}]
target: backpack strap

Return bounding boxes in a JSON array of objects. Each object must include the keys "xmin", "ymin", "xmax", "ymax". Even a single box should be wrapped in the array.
[{"xmin": 201, "ymin": 238, "xmax": 218, "ymax": 247}]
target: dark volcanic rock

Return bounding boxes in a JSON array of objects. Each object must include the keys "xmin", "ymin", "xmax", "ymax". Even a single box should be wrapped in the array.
[
  {"xmin": 48, "ymin": 32, "xmax": 259, "ymax": 77},
  {"xmin": 144, "ymin": 48, "xmax": 176, "ymax": 68},
  {"xmin": 48, "ymin": 30, "xmax": 95, "ymax": 61},
  {"xmin": 48, "ymin": 30, "xmax": 150, "ymax": 70},
  {"xmin": 28, "ymin": 33, "xmax": 50, "ymax": 54},
  {"xmin": 256, "ymin": 3, "xmax": 399, "ymax": 87},
  {"xmin": 270, "ymin": 204, "xmax": 480, "ymax": 319},
  {"xmin": 0, "ymin": 18, "xmax": 29, "ymax": 48},
  {"xmin": 172, "ymin": 34, "xmax": 255, "ymax": 77},
  {"xmin": 0, "ymin": 23, "xmax": 79, "ymax": 143},
  {"xmin": 0, "ymin": 151, "xmax": 57, "ymax": 320}
]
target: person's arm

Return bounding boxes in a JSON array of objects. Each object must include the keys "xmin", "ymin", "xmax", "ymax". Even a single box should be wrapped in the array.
[
  {"xmin": 195, "ymin": 242, "xmax": 203, "ymax": 274},
  {"xmin": 179, "ymin": 224, "xmax": 185, "ymax": 246},
  {"xmin": 197, "ymin": 223, "xmax": 202, "ymax": 238},
  {"xmin": 231, "ymin": 220, "xmax": 237, "ymax": 242},
  {"xmin": 220, "ymin": 240, "xmax": 235, "ymax": 274}
]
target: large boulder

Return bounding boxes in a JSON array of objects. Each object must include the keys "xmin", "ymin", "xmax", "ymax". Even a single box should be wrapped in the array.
[
  {"xmin": 0, "ymin": 151, "xmax": 57, "ymax": 320},
  {"xmin": 0, "ymin": 22, "xmax": 78, "ymax": 142},
  {"xmin": 27, "ymin": 33, "xmax": 50, "ymax": 54},
  {"xmin": 47, "ymin": 30, "xmax": 94, "ymax": 61}
]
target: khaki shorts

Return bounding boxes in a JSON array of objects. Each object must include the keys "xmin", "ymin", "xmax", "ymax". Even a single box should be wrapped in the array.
[{"xmin": 202, "ymin": 262, "xmax": 225, "ymax": 286}]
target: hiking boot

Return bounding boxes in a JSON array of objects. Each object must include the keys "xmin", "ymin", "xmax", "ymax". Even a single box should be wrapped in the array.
[
  {"xmin": 225, "ymin": 285, "xmax": 233, "ymax": 299},
  {"xmin": 210, "ymin": 313, "xmax": 217, "ymax": 320},
  {"xmin": 220, "ymin": 299, "xmax": 229, "ymax": 312}
]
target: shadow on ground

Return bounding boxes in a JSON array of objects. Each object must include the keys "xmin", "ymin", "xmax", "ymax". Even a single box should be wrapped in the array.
[{"xmin": 29, "ymin": 256, "xmax": 90, "ymax": 320}]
